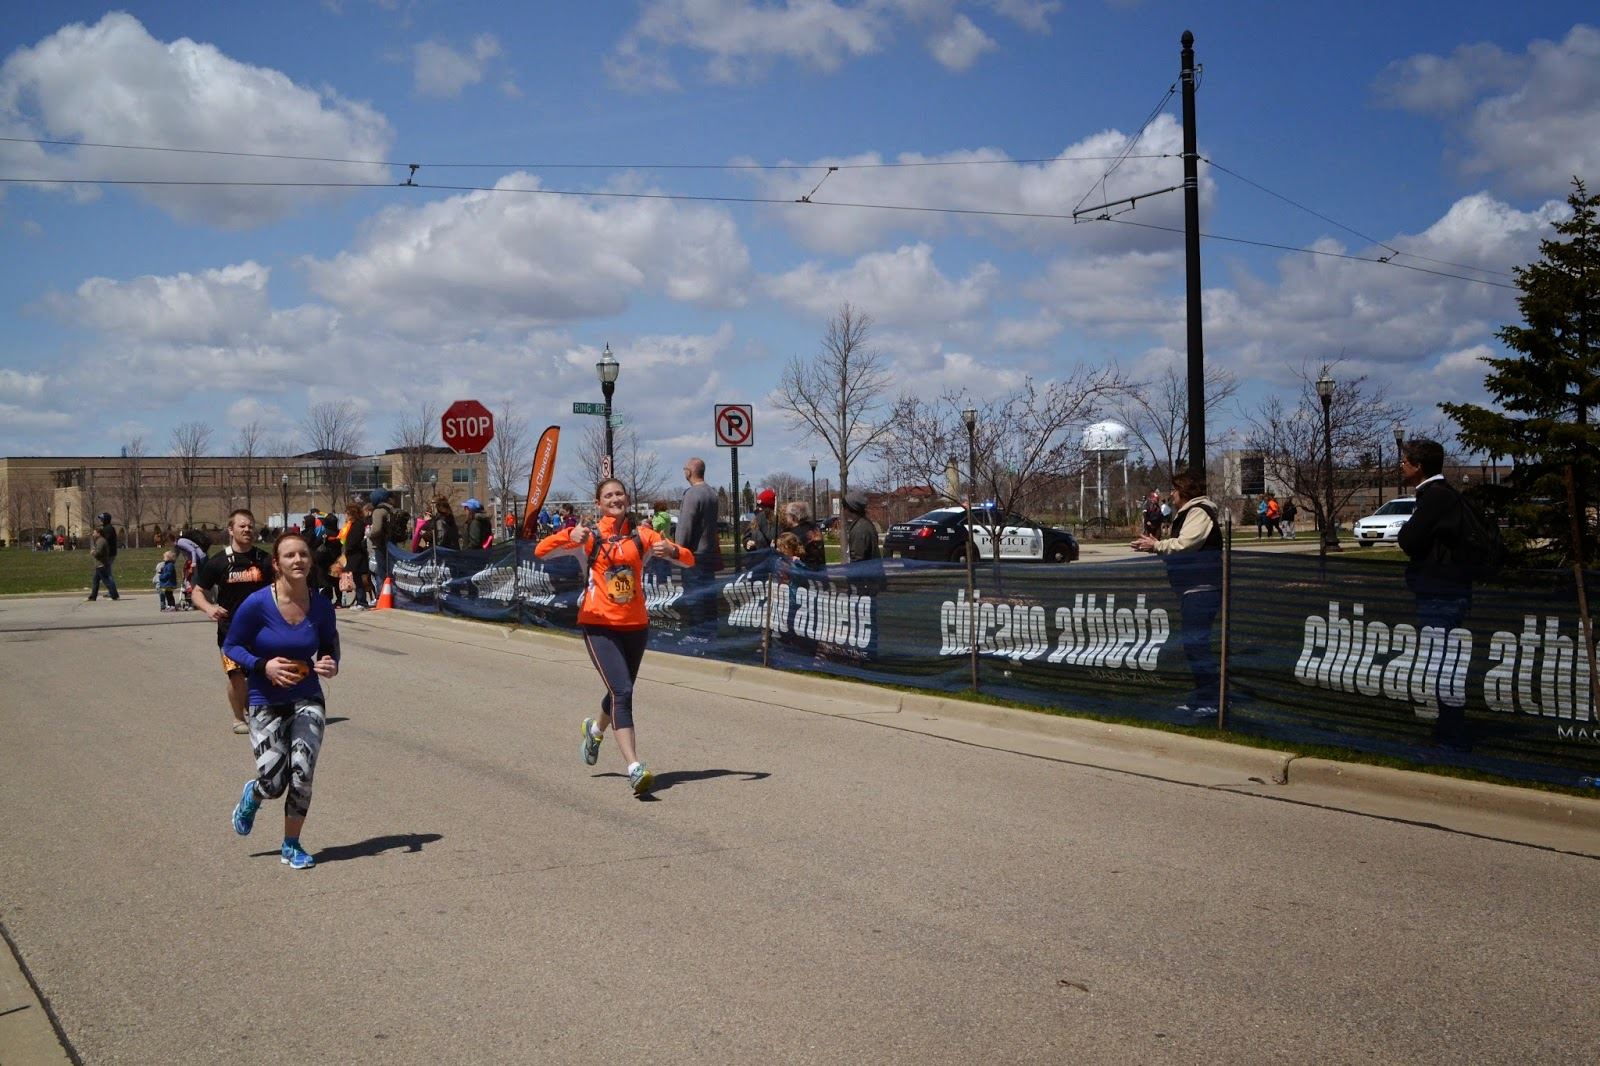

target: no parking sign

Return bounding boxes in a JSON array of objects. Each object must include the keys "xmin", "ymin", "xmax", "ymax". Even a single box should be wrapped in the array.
[{"xmin": 714, "ymin": 404, "xmax": 753, "ymax": 448}]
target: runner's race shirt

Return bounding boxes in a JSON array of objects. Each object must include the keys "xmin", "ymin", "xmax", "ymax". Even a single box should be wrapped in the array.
[{"xmin": 194, "ymin": 546, "xmax": 273, "ymax": 646}]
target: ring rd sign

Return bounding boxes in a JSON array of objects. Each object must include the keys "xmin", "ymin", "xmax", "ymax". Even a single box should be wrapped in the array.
[{"xmin": 442, "ymin": 400, "xmax": 495, "ymax": 454}]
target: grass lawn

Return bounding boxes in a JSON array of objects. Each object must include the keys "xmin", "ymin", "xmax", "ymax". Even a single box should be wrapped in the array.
[{"xmin": 0, "ymin": 546, "xmax": 167, "ymax": 595}]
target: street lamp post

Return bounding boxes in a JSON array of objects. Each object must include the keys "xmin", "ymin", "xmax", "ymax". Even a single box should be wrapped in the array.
[
  {"xmin": 962, "ymin": 408, "xmax": 979, "ymax": 690},
  {"xmin": 1316, "ymin": 370, "xmax": 1340, "ymax": 554},
  {"xmin": 809, "ymin": 457, "xmax": 818, "ymax": 517},
  {"xmin": 597, "ymin": 343, "xmax": 620, "ymax": 479},
  {"xmin": 280, "ymin": 475, "xmax": 289, "ymax": 534},
  {"xmin": 1393, "ymin": 424, "xmax": 1405, "ymax": 499}
]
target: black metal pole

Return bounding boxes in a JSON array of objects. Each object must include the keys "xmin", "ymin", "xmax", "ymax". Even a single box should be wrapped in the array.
[
  {"xmin": 965, "ymin": 421, "xmax": 979, "ymax": 693},
  {"xmin": 601, "ymin": 380, "xmax": 615, "ymax": 479},
  {"xmin": 1181, "ymin": 29, "xmax": 1205, "ymax": 474},
  {"xmin": 810, "ymin": 464, "xmax": 817, "ymax": 518},
  {"xmin": 730, "ymin": 446, "xmax": 741, "ymax": 574},
  {"xmin": 1321, "ymin": 394, "xmax": 1339, "ymax": 553}
]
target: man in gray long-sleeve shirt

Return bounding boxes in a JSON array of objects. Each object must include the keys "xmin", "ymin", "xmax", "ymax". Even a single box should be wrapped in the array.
[{"xmin": 677, "ymin": 457, "xmax": 721, "ymax": 642}]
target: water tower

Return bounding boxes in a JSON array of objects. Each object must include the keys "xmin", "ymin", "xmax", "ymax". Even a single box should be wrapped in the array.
[{"xmin": 1081, "ymin": 420, "xmax": 1130, "ymax": 531}]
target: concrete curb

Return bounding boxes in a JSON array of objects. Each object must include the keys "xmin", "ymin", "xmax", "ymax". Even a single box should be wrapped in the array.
[
  {"xmin": 0, "ymin": 924, "xmax": 74, "ymax": 1065},
  {"xmin": 1285, "ymin": 757, "xmax": 1600, "ymax": 831}
]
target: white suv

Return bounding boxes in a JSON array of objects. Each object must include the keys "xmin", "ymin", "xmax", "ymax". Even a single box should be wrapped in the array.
[{"xmin": 1353, "ymin": 497, "xmax": 1416, "ymax": 547}]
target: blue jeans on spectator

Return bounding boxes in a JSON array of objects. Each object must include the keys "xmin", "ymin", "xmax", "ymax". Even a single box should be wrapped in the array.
[
  {"xmin": 90, "ymin": 562, "xmax": 120, "ymax": 600},
  {"xmin": 1416, "ymin": 590, "xmax": 1472, "ymax": 749},
  {"xmin": 1179, "ymin": 586, "xmax": 1222, "ymax": 708}
]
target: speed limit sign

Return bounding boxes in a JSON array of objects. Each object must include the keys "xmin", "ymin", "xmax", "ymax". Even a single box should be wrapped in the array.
[{"xmin": 714, "ymin": 404, "xmax": 753, "ymax": 448}]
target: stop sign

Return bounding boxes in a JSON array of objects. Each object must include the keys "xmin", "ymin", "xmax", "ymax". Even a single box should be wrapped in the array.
[{"xmin": 441, "ymin": 399, "xmax": 494, "ymax": 454}]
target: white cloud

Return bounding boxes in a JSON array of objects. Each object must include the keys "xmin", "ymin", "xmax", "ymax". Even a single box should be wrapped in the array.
[
  {"xmin": 611, "ymin": 0, "xmax": 1055, "ymax": 86},
  {"xmin": 0, "ymin": 368, "xmax": 47, "ymax": 402},
  {"xmin": 746, "ymin": 115, "xmax": 1201, "ymax": 254},
  {"xmin": 989, "ymin": 0, "xmax": 1059, "ymax": 34},
  {"xmin": 413, "ymin": 34, "xmax": 503, "ymax": 98},
  {"xmin": 303, "ymin": 173, "xmax": 751, "ymax": 337},
  {"xmin": 618, "ymin": 0, "xmax": 880, "ymax": 85},
  {"xmin": 46, "ymin": 261, "xmax": 272, "ymax": 345},
  {"xmin": 1025, "ymin": 249, "xmax": 1181, "ymax": 333},
  {"xmin": 1197, "ymin": 193, "xmax": 1560, "ymax": 387},
  {"xmin": 225, "ymin": 396, "xmax": 287, "ymax": 429},
  {"xmin": 0, "ymin": 13, "xmax": 393, "ymax": 228},
  {"xmin": 992, "ymin": 312, "xmax": 1062, "ymax": 350},
  {"xmin": 928, "ymin": 15, "xmax": 996, "ymax": 71},
  {"xmin": 766, "ymin": 243, "xmax": 998, "ymax": 323},
  {"xmin": 1374, "ymin": 24, "xmax": 1600, "ymax": 195}
]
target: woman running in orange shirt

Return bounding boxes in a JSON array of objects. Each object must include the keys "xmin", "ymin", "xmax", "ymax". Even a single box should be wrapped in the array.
[{"xmin": 536, "ymin": 478, "xmax": 695, "ymax": 796}]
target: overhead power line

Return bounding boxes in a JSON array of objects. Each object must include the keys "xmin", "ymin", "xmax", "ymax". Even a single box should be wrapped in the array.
[
  {"xmin": 1200, "ymin": 156, "xmax": 1517, "ymax": 280},
  {"xmin": 0, "ymin": 172, "xmax": 1517, "ymax": 290},
  {"xmin": 0, "ymin": 134, "xmax": 1170, "ymax": 171}
]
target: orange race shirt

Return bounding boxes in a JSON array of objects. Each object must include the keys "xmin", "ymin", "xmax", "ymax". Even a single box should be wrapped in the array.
[{"xmin": 535, "ymin": 515, "xmax": 694, "ymax": 630}]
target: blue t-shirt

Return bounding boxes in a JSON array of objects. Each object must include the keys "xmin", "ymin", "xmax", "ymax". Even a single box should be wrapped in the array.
[{"xmin": 222, "ymin": 585, "xmax": 340, "ymax": 706}]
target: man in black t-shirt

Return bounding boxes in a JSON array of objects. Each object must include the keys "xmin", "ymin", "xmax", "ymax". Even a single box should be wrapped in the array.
[{"xmin": 190, "ymin": 509, "xmax": 273, "ymax": 735}]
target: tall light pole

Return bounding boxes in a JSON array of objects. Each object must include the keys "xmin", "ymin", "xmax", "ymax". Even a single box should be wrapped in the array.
[
  {"xmin": 809, "ymin": 456, "xmax": 818, "ymax": 517},
  {"xmin": 1393, "ymin": 424, "xmax": 1405, "ymax": 498},
  {"xmin": 962, "ymin": 407, "xmax": 979, "ymax": 690},
  {"xmin": 280, "ymin": 474, "xmax": 289, "ymax": 534},
  {"xmin": 1316, "ymin": 370, "xmax": 1339, "ymax": 554},
  {"xmin": 597, "ymin": 343, "xmax": 619, "ymax": 479}
]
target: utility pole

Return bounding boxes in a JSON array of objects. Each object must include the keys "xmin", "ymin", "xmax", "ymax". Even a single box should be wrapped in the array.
[{"xmin": 1181, "ymin": 29, "xmax": 1205, "ymax": 474}]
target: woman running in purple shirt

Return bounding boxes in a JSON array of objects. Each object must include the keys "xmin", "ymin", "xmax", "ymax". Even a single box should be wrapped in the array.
[{"xmin": 223, "ymin": 532, "xmax": 340, "ymax": 870}]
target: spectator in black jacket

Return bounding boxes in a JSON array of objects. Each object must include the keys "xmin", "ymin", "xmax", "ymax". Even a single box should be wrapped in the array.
[{"xmin": 1396, "ymin": 438, "xmax": 1472, "ymax": 749}]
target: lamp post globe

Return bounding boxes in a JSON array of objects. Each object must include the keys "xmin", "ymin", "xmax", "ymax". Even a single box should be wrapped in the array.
[{"xmin": 597, "ymin": 343, "xmax": 620, "ymax": 479}]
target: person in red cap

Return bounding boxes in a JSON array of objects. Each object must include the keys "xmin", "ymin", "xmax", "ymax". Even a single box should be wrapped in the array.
[{"xmin": 744, "ymin": 487, "xmax": 778, "ymax": 552}]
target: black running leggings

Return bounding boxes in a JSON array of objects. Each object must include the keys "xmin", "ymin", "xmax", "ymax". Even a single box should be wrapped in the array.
[{"xmin": 580, "ymin": 625, "xmax": 649, "ymax": 730}]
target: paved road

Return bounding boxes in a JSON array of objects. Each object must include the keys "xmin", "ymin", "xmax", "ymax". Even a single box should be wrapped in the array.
[{"xmin": 1, "ymin": 595, "xmax": 1595, "ymax": 1064}]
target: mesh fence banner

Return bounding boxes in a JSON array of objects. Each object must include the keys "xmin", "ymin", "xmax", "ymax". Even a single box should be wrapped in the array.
[{"xmin": 383, "ymin": 543, "xmax": 1598, "ymax": 786}]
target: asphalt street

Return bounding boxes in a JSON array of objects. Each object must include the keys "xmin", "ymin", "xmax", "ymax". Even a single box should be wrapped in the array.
[{"xmin": 1, "ymin": 593, "xmax": 1596, "ymax": 1064}]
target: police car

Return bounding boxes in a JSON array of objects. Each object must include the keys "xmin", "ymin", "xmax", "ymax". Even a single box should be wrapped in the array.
[
  {"xmin": 1352, "ymin": 497, "xmax": 1416, "ymax": 547},
  {"xmin": 884, "ymin": 506, "xmax": 1079, "ymax": 563}
]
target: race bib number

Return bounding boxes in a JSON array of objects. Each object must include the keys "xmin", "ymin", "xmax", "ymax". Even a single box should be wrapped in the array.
[{"xmin": 603, "ymin": 566, "xmax": 637, "ymax": 605}]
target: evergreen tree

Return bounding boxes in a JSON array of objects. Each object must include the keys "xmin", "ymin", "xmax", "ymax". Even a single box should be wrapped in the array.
[{"xmin": 1443, "ymin": 178, "xmax": 1599, "ymax": 565}]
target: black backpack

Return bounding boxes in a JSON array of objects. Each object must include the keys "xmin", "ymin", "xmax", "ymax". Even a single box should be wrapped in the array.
[
  {"xmin": 388, "ymin": 509, "xmax": 413, "ymax": 545},
  {"xmin": 1445, "ymin": 490, "xmax": 1507, "ymax": 580},
  {"xmin": 180, "ymin": 527, "xmax": 213, "ymax": 552}
]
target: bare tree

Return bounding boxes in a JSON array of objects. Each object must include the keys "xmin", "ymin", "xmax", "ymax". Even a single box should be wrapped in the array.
[
  {"xmin": 170, "ymin": 421, "xmax": 213, "ymax": 528},
  {"xmin": 116, "ymin": 437, "xmax": 148, "ymax": 547},
  {"xmin": 391, "ymin": 401, "xmax": 441, "ymax": 507},
  {"xmin": 877, "ymin": 369, "xmax": 1129, "ymax": 572},
  {"xmin": 486, "ymin": 400, "xmax": 533, "ymax": 509},
  {"xmin": 301, "ymin": 401, "xmax": 366, "ymax": 512},
  {"xmin": 773, "ymin": 302, "xmax": 892, "ymax": 496},
  {"xmin": 1243, "ymin": 363, "xmax": 1410, "ymax": 536},
  {"xmin": 577, "ymin": 422, "xmax": 666, "ymax": 505},
  {"xmin": 226, "ymin": 420, "xmax": 267, "ymax": 517},
  {"xmin": 760, "ymin": 471, "xmax": 809, "ymax": 510},
  {"xmin": 1115, "ymin": 360, "xmax": 1240, "ymax": 479}
]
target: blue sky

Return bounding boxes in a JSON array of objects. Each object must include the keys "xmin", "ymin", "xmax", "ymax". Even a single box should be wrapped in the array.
[{"xmin": 1, "ymin": 2, "xmax": 1595, "ymax": 494}]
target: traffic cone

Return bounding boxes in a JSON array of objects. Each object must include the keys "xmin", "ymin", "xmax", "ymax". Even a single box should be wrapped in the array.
[{"xmin": 374, "ymin": 577, "xmax": 395, "ymax": 610}]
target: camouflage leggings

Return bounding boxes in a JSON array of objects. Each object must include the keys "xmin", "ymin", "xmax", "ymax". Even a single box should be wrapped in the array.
[{"xmin": 247, "ymin": 700, "xmax": 325, "ymax": 819}]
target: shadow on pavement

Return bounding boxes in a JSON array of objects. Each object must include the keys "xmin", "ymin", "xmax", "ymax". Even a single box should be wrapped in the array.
[
  {"xmin": 316, "ymin": 833, "xmax": 442, "ymax": 863},
  {"xmin": 595, "ymin": 768, "xmax": 771, "ymax": 795},
  {"xmin": 324, "ymin": 716, "xmax": 349, "ymax": 726},
  {"xmin": 250, "ymin": 832, "xmax": 441, "ymax": 863}
]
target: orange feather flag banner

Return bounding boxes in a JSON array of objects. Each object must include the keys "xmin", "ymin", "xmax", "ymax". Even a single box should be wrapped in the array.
[{"xmin": 520, "ymin": 426, "xmax": 560, "ymax": 537}]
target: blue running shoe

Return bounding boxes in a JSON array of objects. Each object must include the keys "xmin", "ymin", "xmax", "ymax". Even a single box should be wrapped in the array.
[
  {"xmin": 232, "ymin": 780, "xmax": 260, "ymax": 836},
  {"xmin": 281, "ymin": 839, "xmax": 315, "ymax": 870},
  {"xmin": 581, "ymin": 717, "xmax": 603, "ymax": 766},
  {"xmin": 628, "ymin": 763, "xmax": 655, "ymax": 797}
]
